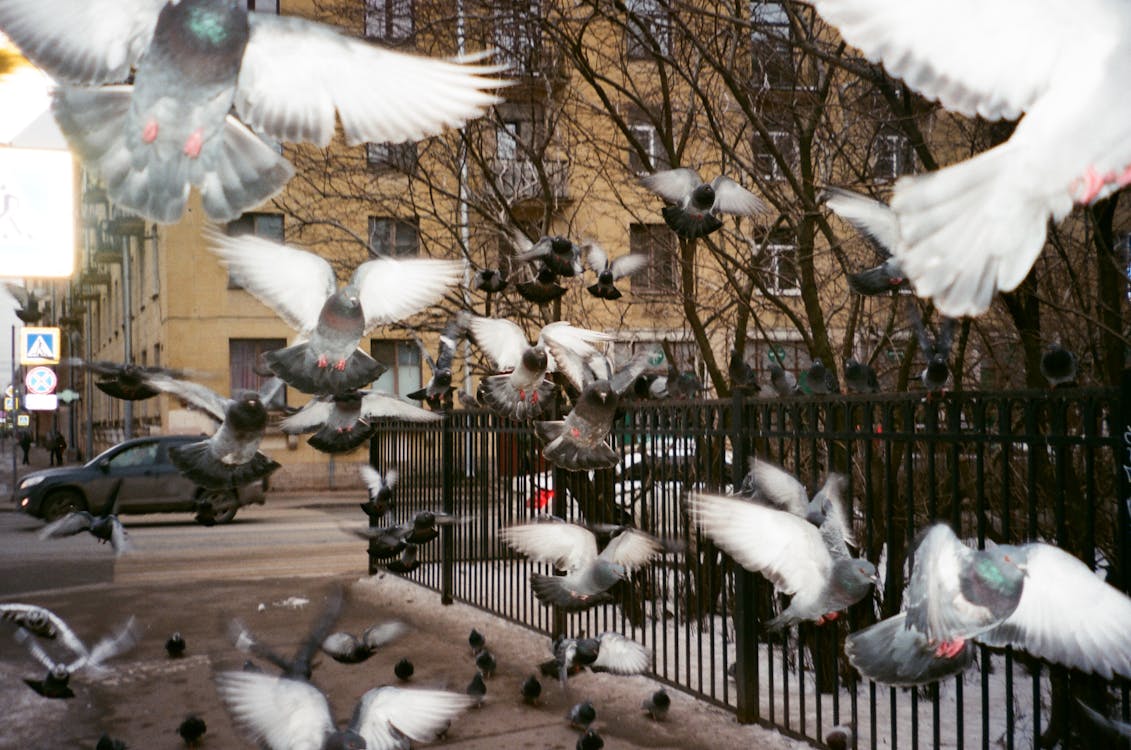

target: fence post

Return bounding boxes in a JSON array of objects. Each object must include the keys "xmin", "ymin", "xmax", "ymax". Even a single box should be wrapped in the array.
[
  {"xmin": 441, "ymin": 411, "xmax": 454, "ymax": 605},
  {"xmin": 1119, "ymin": 370, "xmax": 1131, "ymax": 597},
  {"xmin": 731, "ymin": 387, "xmax": 758, "ymax": 723}
]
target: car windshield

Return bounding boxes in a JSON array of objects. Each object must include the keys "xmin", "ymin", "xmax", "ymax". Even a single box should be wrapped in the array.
[{"xmin": 107, "ymin": 442, "xmax": 160, "ymax": 468}]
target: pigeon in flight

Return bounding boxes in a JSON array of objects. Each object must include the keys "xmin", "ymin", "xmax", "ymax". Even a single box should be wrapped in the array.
[
  {"xmin": 515, "ymin": 264, "xmax": 568, "ymax": 305},
  {"xmin": 469, "ymin": 316, "xmax": 611, "ymax": 422},
  {"xmin": 321, "ymin": 621, "xmax": 408, "ymax": 664},
  {"xmin": 2, "ymin": 282, "xmax": 45, "ymax": 324},
  {"xmin": 0, "ymin": 604, "xmax": 81, "ymax": 645},
  {"xmin": 539, "ymin": 631, "xmax": 650, "ymax": 688},
  {"xmin": 640, "ymin": 167, "xmax": 765, "ymax": 239},
  {"xmin": 470, "ymin": 267, "xmax": 510, "ymax": 295},
  {"xmin": 520, "ymin": 675, "xmax": 542, "ymax": 705},
  {"xmin": 512, "ymin": 232, "xmax": 585, "ymax": 278},
  {"xmin": 70, "ymin": 358, "xmax": 196, "ymax": 401},
  {"xmin": 406, "ymin": 315, "xmax": 469, "ymax": 410},
  {"xmin": 1077, "ymin": 700, "xmax": 1131, "ymax": 742},
  {"xmin": 906, "ymin": 301, "xmax": 956, "ymax": 394},
  {"xmin": 351, "ymin": 510, "xmax": 464, "ymax": 558},
  {"xmin": 1040, "ymin": 344, "xmax": 1078, "ymax": 388},
  {"xmin": 136, "ymin": 371, "xmax": 284, "ymax": 489},
  {"xmin": 642, "ymin": 688, "xmax": 670, "ymax": 721},
  {"xmin": 844, "ymin": 523, "xmax": 1131, "ymax": 686},
  {"xmin": 230, "ymin": 588, "xmax": 343, "ymax": 681},
  {"xmin": 14, "ymin": 615, "xmax": 139, "ymax": 699},
  {"xmin": 359, "ymin": 466, "xmax": 398, "ymax": 521},
  {"xmin": 566, "ymin": 700, "xmax": 596, "ymax": 729},
  {"xmin": 281, "ymin": 389, "xmax": 440, "ymax": 453},
  {"xmin": 501, "ymin": 518, "xmax": 663, "ymax": 611},
  {"xmin": 844, "ymin": 358, "xmax": 879, "ymax": 394},
  {"xmin": 768, "ymin": 362, "xmax": 798, "ymax": 397},
  {"xmin": 384, "ymin": 542, "xmax": 420, "ymax": 574},
  {"xmin": 821, "ymin": 187, "xmax": 909, "ymax": 296},
  {"xmin": 218, "ymin": 670, "xmax": 475, "ymax": 750},
  {"xmin": 176, "ymin": 715, "xmax": 207, "ymax": 746},
  {"xmin": 738, "ymin": 458, "xmax": 856, "ymax": 548},
  {"xmin": 584, "ymin": 242, "xmax": 649, "ymax": 300},
  {"xmin": 39, "ymin": 479, "xmax": 131, "ymax": 555},
  {"xmin": 691, "ymin": 476, "xmax": 876, "ymax": 630},
  {"xmin": 0, "ymin": 0, "xmax": 507, "ymax": 224},
  {"xmin": 211, "ymin": 229, "xmax": 461, "ymax": 396},
  {"xmin": 807, "ymin": 0, "xmax": 1131, "ymax": 317}
]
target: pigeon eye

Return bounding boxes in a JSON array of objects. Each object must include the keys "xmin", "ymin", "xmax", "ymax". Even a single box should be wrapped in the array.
[{"xmin": 1003, "ymin": 554, "xmax": 1011, "ymax": 563}]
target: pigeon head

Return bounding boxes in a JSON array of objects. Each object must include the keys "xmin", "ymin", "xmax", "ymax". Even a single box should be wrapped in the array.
[
  {"xmin": 550, "ymin": 237, "xmax": 573, "ymax": 256},
  {"xmin": 333, "ymin": 391, "xmax": 365, "ymax": 408},
  {"xmin": 48, "ymin": 664, "xmax": 70, "ymax": 683},
  {"xmin": 583, "ymin": 380, "xmax": 614, "ymax": 406},
  {"xmin": 832, "ymin": 558, "xmax": 878, "ymax": 600},
  {"xmin": 324, "ymin": 729, "xmax": 367, "ymax": 750},
  {"xmin": 229, "ymin": 395, "xmax": 268, "ymax": 432},
  {"xmin": 434, "ymin": 369, "xmax": 453, "ymax": 389},
  {"xmin": 962, "ymin": 545, "xmax": 1026, "ymax": 616},
  {"xmin": 573, "ymin": 638, "xmax": 601, "ymax": 666},
  {"xmin": 689, "ymin": 182, "xmax": 716, "ymax": 211},
  {"xmin": 923, "ymin": 357, "xmax": 950, "ymax": 390},
  {"xmin": 319, "ymin": 291, "xmax": 365, "ymax": 334},
  {"xmin": 24, "ymin": 611, "xmax": 49, "ymax": 634},
  {"xmin": 522, "ymin": 346, "xmax": 549, "ymax": 373},
  {"xmin": 413, "ymin": 511, "xmax": 436, "ymax": 529},
  {"xmin": 592, "ymin": 559, "xmax": 628, "ymax": 588}
]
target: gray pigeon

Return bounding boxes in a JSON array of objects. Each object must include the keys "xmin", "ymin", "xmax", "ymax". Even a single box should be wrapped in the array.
[
  {"xmin": 577, "ymin": 727, "xmax": 605, "ymax": 750},
  {"xmin": 2, "ymin": 282, "xmax": 45, "ymax": 324},
  {"xmin": 14, "ymin": 615, "xmax": 139, "ymax": 699},
  {"xmin": 728, "ymin": 349, "xmax": 758, "ymax": 391},
  {"xmin": 0, "ymin": 604, "xmax": 80, "ymax": 645},
  {"xmin": 466, "ymin": 671, "xmax": 487, "ymax": 707},
  {"xmin": 176, "ymin": 715, "xmax": 206, "ymax": 746},
  {"xmin": 907, "ymin": 301, "xmax": 956, "ymax": 393},
  {"xmin": 469, "ymin": 316, "xmax": 610, "ymax": 422},
  {"xmin": 500, "ymin": 519, "xmax": 662, "ymax": 612},
  {"xmin": 640, "ymin": 168, "xmax": 765, "ymax": 239},
  {"xmin": 825, "ymin": 725, "xmax": 855, "ymax": 750},
  {"xmin": 280, "ymin": 389, "xmax": 440, "ymax": 453},
  {"xmin": 321, "ymin": 621, "xmax": 408, "ymax": 664},
  {"xmin": 515, "ymin": 264, "xmax": 568, "ymax": 305},
  {"xmin": 358, "ymin": 466, "xmax": 397, "ymax": 521},
  {"xmin": 520, "ymin": 674, "xmax": 542, "ymax": 705},
  {"xmin": 642, "ymin": 688, "xmax": 670, "ymax": 720},
  {"xmin": 70, "ymin": 358, "xmax": 194, "ymax": 401},
  {"xmin": 1041, "ymin": 344, "xmax": 1078, "ymax": 388},
  {"xmin": 844, "ymin": 524, "xmax": 1131, "ymax": 686},
  {"xmin": 584, "ymin": 242, "xmax": 649, "ymax": 300},
  {"xmin": 821, "ymin": 187, "xmax": 910, "ymax": 296},
  {"xmin": 539, "ymin": 632, "xmax": 650, "ymax": 688},
  {"xmin": 0, "ymin": 0, "xmax": 506, "ymax": 224},
  {"xmin": 470, "ymin": 267, "xmax": 509, "ymax": 294},
  {"xmin": 768, "ymin": 362, "xmax": 797, "ymax": 397},
  {"xmin": 803, "ymin": 357, "xmax": 839, "ymax": 395},
  {"xmin": 407, "ymin": 315, "xmax": 468, "ymax": 410},
  {"xmin": 39, "ymin": 479, "xmax": 131, "ymax": 555},
  {"xmin": 384, "ymin": 542, "xmax": 420, "ymax": 574},
  {"xmin": 512, "ymin": 231, "xmax": 584, "ymax": 278},
  {"xmin": 475, "ymin": 648, "xmax": 497, "ymax": 678},
  {"xmin": 566, "ymin": 700, "xmax": 596, "ymax": 728},
  {"xmin": 351, "ymin": 509, "xmax": 464, "ymax": 554},
  {"xmin": 135, "ymin": 371, "xmax": 283, "ymax": 489},
  {"xmin": 210, "ymin": 229, "xmax": 462, "ymax": 396},
  {"xmin": 690, "ymin": 480, "xmax": 876, "ymax": 630},
  {"xmin": 230, "ymin": 588, "xmax": 343, "ymax": 681},
  {"xmin": 844, "ymin": 358, "xmax": 879, "ymax": 394},
  {"xmin": 218, "ymin": 671, "xmax": 474, "ymax": 750}
]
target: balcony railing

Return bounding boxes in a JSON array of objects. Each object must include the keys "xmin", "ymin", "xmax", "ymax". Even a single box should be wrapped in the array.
[{"xmin": 488, "ymin": 158, "xmax": 569, "ymax": 205}]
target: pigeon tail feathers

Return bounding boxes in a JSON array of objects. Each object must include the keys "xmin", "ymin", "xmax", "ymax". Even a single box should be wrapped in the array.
[
  {"xmin": 306, "ymin": 422, "xmax": 376, "ymax": 454},
  {"xmin": 265, "ymin": 343, "xmax": 385, "ymax": 395},
  {"xmin": 845, "ymin": 613, "xmax": 974, "ymax": 687},
  {"xmin": 169, "ymin": 440, "xmax": 280, "ymax": 489},
  {"xmin": 196, "ymin": 115, "xmax": 294, "ymax": 222},
  {"xmin": 535, "ymin": 421, "xmax": 619, "ymax": 471},
  {"xmin": 661, "ymin": 206, "xmax": 723, "ymax": 239}
]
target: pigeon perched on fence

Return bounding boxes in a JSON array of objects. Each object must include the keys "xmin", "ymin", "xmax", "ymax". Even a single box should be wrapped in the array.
[
  {"xmin": 906, "ymin": 301, "xmax": 956, "ymax": 394},
  {"xmin": 70, "ymin": 358, "xmax": 195, "ymax": 401},
  {"xmin": 566, "ymin": 700, "xmax": 596, "ymax": 729},
  {"xmin": 642, "ymin": 688, "xmax": 671, "ymax": 721},
  {"xmin": 1040, "ymin": 344, "xmax": 1078, "ymax": 388},
  {"xmin": 806, "ymin": 0, "xmax": 1131, "ymax": 316},
  {"xmin": 230, "ymin": 588, "xmax": 343, "ymax": 681},
  {"xmin": 803, "ymin": 357, "xmax": 839, "ymax": 395},
  {"xmin": 469, "ymin": 316, "xmax": 610, "ymax": 421},
  {"xmin": 844, "ymin": 358, "xmax": 880, "ymax": 394},
  {"xmin": 39, "ymin": 479, "xmax": 131, "ymax": 555},
  {"xmin": 0, "ymin": 0, "xmax": 506, "ymax": 224},
  {"xmin": 218, "ymin": 671, "xmax": 475, "ymax": 750},
  {"xmin": 640, "ymin": 168, "xmax": 765, "ymax": 239},
  {"xmin": 844, "ymin": 523, "xmax": 1131, "ymax": 686},
  {"xmin": 539, "ymin": 632, "xmax": 650, "ymax": 688},
  {"xmin": 821, "ymin": 187, "xmax": 909, "ymax": 296},
  {"xmin": 768, "ymin": 362, "xmax": 797, "ymax": 397},
  {"xmin": 281, "ymin": 389, "xmax": 440, "ymax": 453},
  {"xmin": 500, "ymin": 518, "xmax": 663, "ymax": 612},
  {"xmin": 584, "ymin": 242, "xmax": 649, "ymax": 300},
  {"xmin": 211, "ymin": 229, "xmax": 461, "ymax": 396},
  {"xmin": 321, "ymin": 621, "xmax": 408, "ymax": 664},
  {"xmin": 728, "ymin": 349, "xmax": 758, "ymax": 391},
  {"xmin": 359, "ymin": 466, "xmax": 398, "ymax": 521},
  {"xmin": 14, "ymin": 615, "xmax": 139, "ymax": 699}
]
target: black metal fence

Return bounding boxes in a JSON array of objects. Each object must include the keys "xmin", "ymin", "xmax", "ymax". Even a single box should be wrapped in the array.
[{"xmin": 370, "ymin": 380, "xmax": 1131, "ymax": 750}]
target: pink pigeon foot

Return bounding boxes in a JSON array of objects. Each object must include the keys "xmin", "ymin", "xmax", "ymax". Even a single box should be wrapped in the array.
[
  {"xmin": 183, "ymin": 128, "xmax": 204, "ymax": 158},
  {"xmin": 1073, "ymin": 166, "xmax": 1117, "ymax": 204},
  {"xmin": 334, "ymin": 359, "xmax": 347, "ymax": 371},
  {"xmin": 316, "ymin": 355, "xmax": 329, "ymax": 368},
  {"xmin": 1117, "ymin": 164, "xmax": 1131, "ymax": 189},
  {"xmin": 570, "ymin": 427, "xmax": 581, "ymax": 438},
  {"xmin": 531, "ymin": 391, "xmax": 540, "ymax": 403},
  {"xmin": 933, "ymin": 638, "xmax": 966, "ymax": 659},
  {"xmin": 518, "ymin": 389, "xmax": 526, "ymax": 401},
  {"xmin": 142, "ymin": 119, "xmax": 159, "ymax": 144}
]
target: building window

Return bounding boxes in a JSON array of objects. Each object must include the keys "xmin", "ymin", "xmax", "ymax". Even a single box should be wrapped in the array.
[
  {"xmin": 625, "ymin": 0, "xmax": 671, "ymax": 59},
  {"xmin": 629, "ymin": 223, "xmax": 679, "ymax": 293},
  {"xmin": 365, "ymin": 0, "xmax": 413, "ymax": 42},
  {"xmin": 750, "ymin": 0, "xmax": 793, "ymax": 88},
  {"xmin": 871, "ymin": 130, "xmax": 914, "ymax": 181},
  {"xmin": 229, "ymin": 338, "xmax": 287, "ymax": 408},
  {"xmin": 750, "ymin": 338, "xmax": 805, "ymax": 380},
  {"xmin": 753, "ymin": 129, "xmax": 796, "ymax": 181},
  {"xmin": 149, "ymin": 234, "xmax": 160, "ymax": 299},
  {"xmin": 497, "ymin": 121, "xmax": 520, "ymax": 160},
  {"xmin": 368, "ymin": 216, "xmax": 419, "ymax": 257},
  {"xmin": 246, "ymin": 0, "xmax": 279, "ymax": 11},
  {"xmin": 366, "ymin": 142, "xmax": 418, "ymax": 174},
  {"xmin": 371, "ymin": 339, "xmax": 422, "ymax": 398},
  {"xmin": 494, "ymin": 1, "xmax": 542, "ymax": 74},
  {"xmin": 752, "ymin": 230, "xmax": 799, "ymax": 294},
  {"xmin": 225, "ymin": 212, "xmax": 284, "ymax": 289},
  {"xmin": 627, "ymin": 122, "xmax": 668, "ymax": 174}
]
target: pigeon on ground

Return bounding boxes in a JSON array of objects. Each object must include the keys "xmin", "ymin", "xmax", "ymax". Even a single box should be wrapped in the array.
[
  {"xmin": 515, "ymin": 264, "xmax": 568, "ymax": 305},
  {"xmin": 230, "ymin": 588, "xmax": 343, "ymax": 681},
  {"xmin": 470, "ymin": 267, "xmax": 509, "ymax": 294},
  {"xmin": 176, "ymin": 715, "xmax": 206, "ymax": 746},
  {"xmin": 825, "ymin": 725, "xmax": 855, "ymax": 750},
  {"xmin": 2, "ymin": 282, "xmax": 45, "ymax": 324},
  {"xmin": 1041, "ymin": 344, "xmax": 1078, "ymax": 388},
  {"xmin": 584, "ymin": 242, "xmax": 649, "ymax": 300},
  {"xmin": 690, "ymin": 485, "xmax": 876, "ymax": 630},
  {"xmin": 566, "ymin": 700, "xmax": 596, "ymax": 729},
  {"xmin": 211, "ymin": 230, "xmax": 461, "ymax": 395},
  {"xmin": 165, "ymin": 632, "xmax": 186, "ymax": 658},
  {"xmin": 642, "ymin": 688, "xmax": 670, "ymax": 721},
  {"xmin": 512, "ymin": 232, "xmax": 585, "ymax": 278},
  {"xmin": 39, "ymin": 479, "xmax": 131, "ymax": 555},
  {"xmin": 135, "ymin": 371, "xmax": 284, "ymax": 489},
  {"xmin": 70, "ymin": 358, "xmax": 195, "ymax": 401},
  {"xmin": 469, "ymin": 316, "xmax": 611, "ymax": 421},
  {"xmin": 14, "ymin": 616, "xmax": 139, "ymax": 699},
  {"xmin": 500, "ymin": 519, "xmax": 663, "ymax": 612},
  {"xmin": 394, "ymin": 657, "xmax": 415, "ymax": 681},
  {"xmin": 95, "ymin": 733, "xmax": 127, "ymax": 750},
  {"xmin": 468, "ymin": 628, "xmax": 485, "ymax": 654},
  {"xmin": 0, "ymin": 0, "xmax": 507, "ymax": 224},
  {"xmin": 844, "ymin": 358, "xmax": 880, "ymax": 394},
  {"xmin": 803, "ymin": 357, "xmax": 839, "ymax": 395},
  {"xmin": 281, "ymin": 389, "xmax": 440, "ymax": 453},
  {"xmin": 1077, "ymin": 699, "xmax": 1131, "ymax": 742},
  {"xmin": 466, "ymin": 671, "xmax": 487, "ymax": 707},
  {"xmin": 321, "ymin": 621, "xmax": 408, "ymax": 664},
  {"xmin": 475, "ymin": 648, "xmax": 497, "ymax": 678},
  {"xmin": 218, "ymin": 670, "xmax": 475, "ymax": 750},
  {"xmin": 640, "ymin": 167, "xmax": 765, "ymax": 239},
  {"xmin": 539, "ymin": 632, "xmax": 650, "ymax": 688},
  {"xmin": 821, "ymin": 187, "xmax": 909, "ymax": 296},
  {"xmin": 768, "ymin": 362, "xmax": 797, "ymax": 397},
  {"xmin": 407, "ymin": 315, "xmax": 468, "ymax": 410},
  {"xmin": 844, "ymin": 523, "xmax": 1131, "ymax": 686},
  {"xmin": 520, "ymin": 675, "xmax": 542, "ymax": 705},
  {"xmin": 577, "ymin": 727, "xmax": 605, "ymax": 750},
  {"xmin": 906, "ymin": 301, "xmax": 956, "ymax": 394},
  {"xmin": 359, "ymin": 466, "xmax": 398, "ymax": 521},
  {"xmin": 534, "ymin": 345, "xmax": 657, "ymax": 471},
  {"xmin": 806, "ymin": 0, "xmax": 1131, "ymax": 317}
]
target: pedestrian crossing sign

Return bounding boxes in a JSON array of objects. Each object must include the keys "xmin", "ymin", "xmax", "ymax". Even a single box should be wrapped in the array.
[{"xmin": 20, "ymin": 326, "xmax": 61, "ymax": 365}]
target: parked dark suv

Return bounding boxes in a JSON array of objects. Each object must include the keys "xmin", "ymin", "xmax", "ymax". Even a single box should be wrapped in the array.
[{"xmin": 15, "ymin": 434, "xmax": 266, "ymax": 525}]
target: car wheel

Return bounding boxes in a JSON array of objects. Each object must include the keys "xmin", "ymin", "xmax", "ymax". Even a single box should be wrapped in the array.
[
  {"xmin": 42, "ymin": 489, "xmax": 87, "ymax": 522},
  {"xmin": 194, "ymin": 489, "xmax": 239, "ymax": 526}
]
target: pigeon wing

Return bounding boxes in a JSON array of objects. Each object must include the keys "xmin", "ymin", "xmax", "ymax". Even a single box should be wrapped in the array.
[
  {"xmin": 610, "ymin": 346, "xmax": 660, "ymax": 396},
  {"xmin": 279, "ymin": 399, "xmax": 334, "ymax": 434},
  {"xmin": 747, "ymin": 458, "xmax": 810, "ymax": 516},
  {"xmin": 639, "ymin": 168, "xmax": 703, "ymax": 203},
  {"xmin": 905, "ymin": 524, "xmax": 982, "ymax": 643},
  {"xmin": 141, "ymin": 373, "xmax": 229, "ymax": 422},
  {"xmin": 0, "ymin": 0, "xmax": 163, "ymax": 85},
  {"xmin": 3, "ymin": 282, "xmax": 30, "ymax": 308},
  {"xmin": 468, "ymin": 316, "xmax": 530, "ymax": 370},
  {"xmin": 362, "ymin": 621, "xmax": 409, "ymax": 649},
  {"xmin": 821, "ymin": 187, "xmax": 899, "ymax": 258},
  {"xmin": 359, "ymin": 465, "xmax": 396, "ymax": 495},
  {"xmin": 359, "ymin": 392, "xmax": 444, "ymax": 422},
  {"xmin": 352, "ymin": 686, "xmax": 476, "ymax": 749},
  {"xmin": 217, "ymin": 671, "xmax": 333, "ymax": 750},
  {"xmin": 975, "ymin": 543, "xmax": 1131, "ymax": 680},
  {"xmin": 710, "ymin": 175, "xmax": 765, "ymax": 216},
  {"xmin": 540, "ymin": 322, "xmax": 612, "ymax": 376},
  {"xmin": 39, "ymin": 511, "xmax": 94, "ymax": 539},
  {"xmin": 207, "ymin": 229, "xmax": 338, "ymax": 335},
  {"xmin": 806, "ymin": 0, "xmax": 1106, "ymax": 121},
  {"xmin": 689, "ymin": 492, "xmax": 832, "ymax": 598},
  {"xmin": 353, "ymin": 258, "xmax": 463, "ymax": 333},
  {"xmin": 83, "ymin": 617, "xmax": 139, "ymax": 672},
  {"xmin": 608, "ymin": 253, "xmax": 649, "ymax": 280},
  {"xmin": 583, "ymin": 242, "xmax": 610, "ymax": 273},
  {"xmin": 14, "ymin": 627, "xmax": 60, "ymax": 671},
  {"xmin": 592, "ymin": 632, "xmax": 649, "ymax": 674},
  {"xmin": 499, "ymin": 521, "xmax": 599, "ymax": 571},
  {"xmin": 597, "ymin": 528, "xmax": 662, "ymax": 572},
  {"xmin": 238, "ymin": 14, "xmax": 505, "ymax": 148}
]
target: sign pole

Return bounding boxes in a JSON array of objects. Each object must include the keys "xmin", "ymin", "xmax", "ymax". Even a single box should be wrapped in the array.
[{"xmin": 10, "ymin": 324, "xmax": 16, "ymax": 503}]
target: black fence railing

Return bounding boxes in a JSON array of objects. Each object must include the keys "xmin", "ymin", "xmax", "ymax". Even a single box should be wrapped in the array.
[{"xmin": 369, "ymin": 381, "xmax": 1131, "ymax": 750}]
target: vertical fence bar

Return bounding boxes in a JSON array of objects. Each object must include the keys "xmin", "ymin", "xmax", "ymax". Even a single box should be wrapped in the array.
[
  {"xmin": 731, "ymin": 388, "xmax": 758, "ymax": 724},
  {"xmin": 441, "ymin": 411, "xmax": 454, "ymax": 605}
]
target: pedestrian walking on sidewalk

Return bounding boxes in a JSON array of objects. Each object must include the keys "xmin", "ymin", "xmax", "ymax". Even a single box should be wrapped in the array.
[
  {"xmin": 51, "ymin": 432, "xmax": 66, "ymax": 466},
  {"xmin": 18, "ymin": 431, "xmax": 31, "ymax": 465}
]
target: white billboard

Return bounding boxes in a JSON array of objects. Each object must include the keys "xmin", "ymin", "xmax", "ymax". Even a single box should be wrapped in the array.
[{"xmin": 0, "ymin": 146, "xmax": 74, "ymax": 277}]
